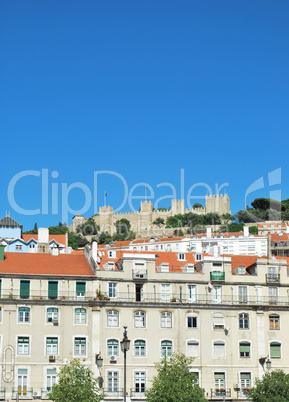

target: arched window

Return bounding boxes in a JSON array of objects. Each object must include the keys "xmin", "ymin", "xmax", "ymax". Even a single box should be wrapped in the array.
[
  {"xmin": 161, "ymin": 340, "xmax": 172, "ymax": 357},
  {"xmin": 187, "ymin": 340, "xmax": 199, "ymax": 357},
  {"xmin": 75, "ymin": 308, "xmax": 86, "ymax": 324},
  {"xmin": 160, "ymin": 311, "xmax": 172, "ymax": 328},
  {"xmin": 270, "ymin": 341, "xmax": 281, "ymax": 358},
  {"xmin": 213, "ymin": 341, "xmax": 225, "ymax": 358},
  {"xmin": 134, "ymin": 311, "xmax": 146, "ymax": 328},
  {"xmin": 18, "ymin": 307, "xmax": 30, "ymax": 323},
  {"xmin": 239, "ymin": 341, "xmax": 250, "ymax": 358},
  {"xmin": 238, "ymin": 313, "xmax": 249, "ymax": 329},
  {"xmin": 47, "ymin": 307, "xmax": 58, "ymax": 323},
  {"xmin": 134, "ymin": 340, "xmax": 146, "ymax": 357},
  {"xmin": 107, "ymin": 339, "xmax": 119, "ymax": 357},
  {"xmin": 107, "ymin": 310, "xmax": 119, "ymax": 327},
  {"xmin": 269, "ymin": 314, "xmax": 280, "ymax": 330}
]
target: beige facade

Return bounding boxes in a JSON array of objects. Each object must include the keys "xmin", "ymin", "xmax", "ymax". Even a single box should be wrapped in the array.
[
  {"xmin": 1, "ymin": 244, "xmax": 289, "ymax": 401},
  {"xmin": 71, "ymin": 194, "xmax": 231, "ymax": 238}
]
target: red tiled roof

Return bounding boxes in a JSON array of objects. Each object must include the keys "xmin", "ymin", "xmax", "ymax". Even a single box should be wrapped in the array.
[
  {"xmin": 22, "ymin": 234, "xmax": 67, "ymax": 246},
  {"xmin": 0, "ymin": 252, "xmax": 94, "ymax": 276},
  {"xmin": 270, "ymin": 233, "xmax": 289, "ymax": 241},
  {"xmin": 230, "ymin": 255, "xmax": 260, "ymax": 270}
]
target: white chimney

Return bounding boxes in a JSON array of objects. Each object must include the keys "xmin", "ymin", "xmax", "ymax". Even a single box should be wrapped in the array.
[
  {"xmin": 51, "ymin": 247, "xmax": 59, "ymax": 257},
  {"xmin": 38, "ymin": 228, "xmax": 49, "ymax": 243},
  {"xmin": 244, "ymin": 226, "xmax": 249, "ymax": 237},
  {"xmin": 91, "ymin": 241, "xmax": 98, "ymax": 261},
  {"xmin": 286, "ymin": 225, "xmax": 289, "ymax": 234},
  {"xmin": 207, "ymin": 227, "xmax": 212, "ymax": 238}
]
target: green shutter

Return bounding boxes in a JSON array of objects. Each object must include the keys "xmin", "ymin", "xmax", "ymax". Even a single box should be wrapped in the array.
[
  {"xmin": 270, "ymin": 343, "xmax": 281, "ymax": 358},
  {"xmin": 76, "ymin": 282, "xmax": 85, "ymax": 293},
  {"xmin": 48, "ymin": 282, "xmax": 58, "ymax": 299},
  {"xmin": 240, "ymin": 343, "xmax": 250, "ymax": 353},
  {"xmin": 20, "ymin": 280, "xmax": 30, "ymax": 298},
  {"xmin": 215, "ymin": 373, "xmax": 225, "ymax": 380}
]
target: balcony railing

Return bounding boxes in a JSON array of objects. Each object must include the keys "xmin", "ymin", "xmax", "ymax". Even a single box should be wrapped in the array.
[
  {"xmin": 266, "ymin": 273, "xmax": 280, "ymax": 283},
  {"xmin": 130, "ymin": 389, "xmax": 146, "ymax": 397},
  {"xmin": 103, "ymin": 388, "xmax": 123, "ymax": 397},
  {"xmin": 210, "ymin": 271, "xmax": 225, "ymax": 281},
  {"xmin": 211, "ymin": 388, "xmax": 231, "ymax": 398},
  {"xmin": 12, "ymin": 387, "xmax": 33, "ymax": 398},
  {"xmin": 2, "ymin": 290, "xmax": 289, "ymax": 307}
]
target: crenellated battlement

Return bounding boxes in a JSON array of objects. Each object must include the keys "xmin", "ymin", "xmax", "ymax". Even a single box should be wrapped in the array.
[{"xmin": 72, "ymin": 194, "xmax": 230, "ymax": 237}]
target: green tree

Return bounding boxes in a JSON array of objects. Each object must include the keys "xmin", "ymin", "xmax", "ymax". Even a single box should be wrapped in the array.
[
  {"xmin": 193, "ymin": 202, "xmax": 203, "ymax": 209},
  {"xmin": 221, "ymin": 213, "xmax": 235, "ymax": 224},
  {"xmin": 153, "ymin": 217, "xmax": 165, "ymax": 227},
  {"xmin": 77, "ymin": 218, "xmax": 100, "ymax": 236},
  {"xmin": 145, "ymin": 353, "xmax": 206, "ymax": 402},
  {"xmin": 98, "ymin": 231, "xmax": 112, "ymax": 244},
  {"xmin": 48, "ymin": 359, "xmax": 103, "ymax": 402},
  {"xmin": 250, "ymin": 369, "xmax": 289, "ymax": 402}
]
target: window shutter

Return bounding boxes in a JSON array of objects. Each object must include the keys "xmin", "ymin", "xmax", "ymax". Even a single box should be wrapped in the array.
[{"xmin": 20, "ymin": 280, "xmax": 30, "ymax": 298}]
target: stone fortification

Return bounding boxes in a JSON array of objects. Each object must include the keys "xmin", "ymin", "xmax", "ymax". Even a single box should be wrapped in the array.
[{"xmin": 71, "ymin": 194, "xmax": 230, "ymax": 238}]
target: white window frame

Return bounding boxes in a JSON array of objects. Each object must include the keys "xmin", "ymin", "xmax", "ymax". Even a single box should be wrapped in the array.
[
  {"xmin": 187, "ymin": 314, "xmax": 198, "ymax": 329},
  {"xmin": 74, "ymin": 337, "xmax": 87, "ymax": 356},
  {"xmin": 161, "ymin": 340, "xmax": 172, "ymax": 357},
  {"xmin": 134, "ymin": 311, "xmax": 146, "ymax": 328},
  {"xmin": 161, "ymin": 284, "xmax": 171, "ymax": 302},
  {"xmin": 188, "ymin": 285, "xmax": 197, "ymax": 302},
  {"xmin": 187, "ymin": 340, "xmax": 199, "ymax": 358},
  {"xmin": 46, "ymin": 368, "xmax": 57, "ymax": 393},
  {"xmin": 134, "ymin": 340, "xmax": 146, "ymax": 357},
  {"xmin": 107, "ymin": 371, "xmax": 119, "ymax": 394},
  {"xmin": 17, "ymin": 336, "xmax": 30, "ymax": 355},
  {"xmin": 18, "ymin": 307, "xmax": 30, "ymax": 323},
  {"xmin": 47, "ymin": 307, "xmax": 58, "ymax": 323},
  {"xmin": 135, "ymin": 371, "xmax": 146, "ymax": 394},
  {"xmin": 107, "ymin": 339, "xmax": 119, "ymax": 357},
  {"xmin": 160, "ymin": 311, "xmax": 172, "ymax": 328},
  {"xmin": 213, "ymin": 341, "xmax": 225, "ymax": 359},
  {"xmin": 108, "ymin": 283, "xmax": 117, "ymax": 299},
  {"xmin": 238, "ymin": 286, "xmax": 248, "ymax": 303},
  {"xmin": 107, "ymin": 310, "xmax": 119, "ymax": 327},
  {"xmin": 46, "ymin": 337, "xmax": 58, "ymax": 355},
  {"xmin": 75, "ymin": 308, "xmax": 87, "ymax": 324}
]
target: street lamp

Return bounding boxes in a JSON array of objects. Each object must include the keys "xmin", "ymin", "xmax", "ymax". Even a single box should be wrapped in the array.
[
  {"xmin": 95, "ymin": 353, "xmax": 104, "ymax": 388},
  {"xmin": 266, "ymin": 358, "xmax": 271, "ymax": 370},
  {"xmin": 120, "ymin": 326, "xmax": 130, "ymax": 402}
]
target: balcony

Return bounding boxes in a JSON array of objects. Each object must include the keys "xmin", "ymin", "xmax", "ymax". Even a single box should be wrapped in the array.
[
  {"xmin": 130, "ymin": 389, "xmax": 146, "ymax": 398},
  {"xmin": 12, "ymin": 387, "xmax": 33, "ymax": 399},
  {"xmin": 210, "ymin": 271, "xmax": 225, "ymax": 281},
  {"xmin": 211, "ymin": 388, "xmax": 231, "ymax": 398},
  {"xmin": 103, "ymin": 388, "xmax": 123, "ymax": 397},
  {"xmin": 132, "ymin": 269, "xmax": 148, "ymax": 280},
  {"xmin": 266, "ymin": 273, "xmax": 280, "ymax": 283}
]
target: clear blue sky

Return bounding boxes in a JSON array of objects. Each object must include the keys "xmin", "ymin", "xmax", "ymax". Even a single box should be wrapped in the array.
[{"xmin": 1, "ymin": 0, "xmax": 288, "ymax": 231}]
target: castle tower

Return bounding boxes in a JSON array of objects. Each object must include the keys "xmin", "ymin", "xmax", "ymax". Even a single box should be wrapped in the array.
[
  {"xmin": 171, "ymin": 199, "xmax": 185, "ymax": 215},
  {"xmin": 72, "ymin": 215, "xmax": 84, "ymax": 233},
  {"xmin": 205, "ymin": 194, "xmax": 231, "ymax": 215}
]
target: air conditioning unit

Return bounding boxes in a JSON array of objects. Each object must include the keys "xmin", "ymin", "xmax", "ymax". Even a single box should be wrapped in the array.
[
  {"xmin": 110, "ymin": 355, "xmax": 116, "ymax": 362},
  {"xmin": 49, "ymin": 355, "xmax": 56, "ymax": 362},
  {"xmin": 53, "ymin": 319, "xmax": 59, "ymax": 326},
  {"xmin": 234, "ymin": 383, "xmax": 240, "ymax": 390}
]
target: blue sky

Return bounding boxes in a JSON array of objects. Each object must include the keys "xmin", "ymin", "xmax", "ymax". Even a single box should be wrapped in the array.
[{"xmin": 0, "ymin": 0, "xmax": 288, "ymax": 231}]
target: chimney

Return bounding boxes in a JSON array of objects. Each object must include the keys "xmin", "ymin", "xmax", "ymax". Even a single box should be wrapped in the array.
[
  {"xmin": 207, "ymin": 227, "xmax": 212, "ymax": 238},
  {"xmin": 286, "ymin": 225, "xmax": 289, "ymax": 234},
  {"xmin": 91, "ymin": 241, "xmax": 98, "ymax": 261},
  {"xmin": 0, "ymin": 244, "xmax": 5, "ymax": 261},
  {"xmin": 51, "ymin": 247, "xmax": 59, "ymax": 257},
  {"xmin": 38, "ymin": 228, "xmax": 49, "ymax": 243},
  {"xmin": 244, "ymin": 226, "xmax": 249, "ymax": 237}
]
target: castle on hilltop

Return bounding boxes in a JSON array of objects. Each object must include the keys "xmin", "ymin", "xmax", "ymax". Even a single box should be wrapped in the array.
[{"xmin": 72, "ymin": 194, "xmax": 230, "ymax": 238}]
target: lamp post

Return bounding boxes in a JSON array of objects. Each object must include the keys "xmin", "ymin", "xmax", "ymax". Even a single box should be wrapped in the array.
[
  {"xmin": 266, "ymin": 358, "xmax": 271, "ymax": 370},
  {"xmin": 120, "ymin": 326, "xmax": 130, "ymax": 402},
  {"xmin": 95, "ymin": 353, "xmax": 104, "ymax": 389}
]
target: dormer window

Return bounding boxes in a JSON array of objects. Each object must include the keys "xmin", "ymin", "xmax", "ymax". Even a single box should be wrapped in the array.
[
  {"xmin": 178, "ymin": 253, "xmax": 186, "ymax": 260},
  {"xmin": 108, "ymin": 250, "xmax": 116, "ymax": 258},
  {"xmin": 236, "ymin": 266, "xmax": 246, "ymax": 275},
  {"xmin": 158, "ymin": 263, "xmax": 169, "ymax": 273},
  {"xmin": 195, "ymin": 254, "xmax": 202, "ymax": 261},
  {"xmin": 106, "ymin": 261, "xmax": 115, "ymax": 271}
]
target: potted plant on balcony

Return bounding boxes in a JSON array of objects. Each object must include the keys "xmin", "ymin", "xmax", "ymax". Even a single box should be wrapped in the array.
[
  {"xmin": 216, "ymin": 388, "xmax": 226, "ymax": 395},
  {"xmin": 96, "ymin": 289, "xmax": 105, "ymax": 300},
  {"xmin": 243, "ymin": 386, "xmax": 251, "ymax": 394},
  {"xmin": 170, "ymin": 297, "xmax": 177, "ymax": 302}
]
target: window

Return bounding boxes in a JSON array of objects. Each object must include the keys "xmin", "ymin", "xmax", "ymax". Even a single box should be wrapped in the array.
[
  {"xmin": 0, "ymin": 307, "xmax": 2, "ymax": 322},
  {"xmin": 76, "ymin": 282, "xmax": 85, "ymax": 300},
  {"xmin": 187, "ymin": 314, "xmax": 198, "ymax": 328},
  {"xmin": 17, "ymin": 337, "xmax": 29, "ymax": 355},
  {"xmin": 161, "ymin": 340, "xmax": 172, "ymax": 357},
  {"xmin": 74, "ymin": 337, "xmax": 86, "ymax": 356},
  {"xmin": 18, "ymin": 307, "xmax": 30, "ymax": 323},
  {"xmin": 213, "ymin": 313, "xmax": 224, "ymax": 329},
  {"xmin": 239, "ymin": 342, "xmax": 250, "ymax": 358},
  {"xmin": 107, "ymin": 339, "xmax": 119, "ymax": 356},
  {"xmin": 108, "ymin": 371, "xmax": 119, "ymax": 393},
  {"xmin": 48, "ymin": 281, "xmax": 58, "ymax": 299},
  {"xmin": 240, "ymin": 373, "xmax": 251, "ymax": 394},
  {"xmin": 269, "ymin": 287, "xmax": 278, "ymax": 303},
  {"xmin": 236, "ymin": 265, "xmax": 246, "ymax": 275},
  {"xmin": 16, "ymin": 244, "xmax": 22, "ymax": 250},
  {"xmin": 161, "ymin": 284, "xmax": 171, "ymax": 302},
  {"xmin": 212, "ymin": 286, "xmax": 222, "ymax": 304},
  {"xmin": 213, "ymin": 341, "xmax": 225, "ymax": 358},
  {"xmin": 196, "ymin": 254, "xmax": 202, "ymax": 261},
  {"xmin": 47, "ymin": 308, "xmax": 58, "ymax": 323},
  {"xmin": 75, "ymin": 308, "xmax": 86, "ymax": 324},
  {"xmin": 192, "ymin": 372, "xmax": 199, "ymax": 385},
  {"xmin": 269, "ymin": 314, "xmax": 280, "ymax": 330},
  {"xmin": 107, "ymin": 310, "xmax": 119, "ymax": 327},
  {"xmin": 134, "ymin": 340, "xmax": 146, "ymax": 357},
  {"xmin": 270, "ymin": 342, "xmax": 281, "ymax": 358},
  {"xmin": 46, "ymin": 368, "xmax": 57, "ymax": 393},
  {"xmin": 134, "ymin": 311, "xmax": 146, "ymax": 328},
  {"xmin": 239, "ymin": 313, "xmax": 249, "ymax": 329},
  {"xmin": 178, "ymin": 253, "xmax": 185, "ymax": 260},
  {"xmin": 135, "ymin": 372, "xmax": 146, "ymax": 394},
  {"xmin": 108, "ymin": 283, "xmax": 117, "ymax": 299},
  {"xmin": 46, "ymin": 337, "xmax": 58, "ymax": 355},
  {"xmin": 188, "ymin": 285, "xmax": 197, "ymax": 302},
  {"xmin": 238, "ymin": 286, "xmax": 248, "ymax": 303},
  {"xmin": 160, "ymin": 311, "xmax": 172, "ymax": 328},
  {"xmin": 187, "ymin": 340, "xmax": 199, "ymax": 357},
  {"xmin": 108, "ymin": 250, "xmax": 116, "ymax": 258},
  {"xmin": 214, "ymin": 372, "xmax": 225, "ymax": 390},
  {"xmin": 17, "ymin": 369, "xmax": 28, "ymax": 396},
  {"xmin": 20, "ymin": 280, "xmax": 30, "ymax": 299}
]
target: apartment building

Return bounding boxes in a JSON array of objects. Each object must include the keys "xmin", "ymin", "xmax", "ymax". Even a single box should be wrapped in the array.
[{"xmin": 0, "ymin": 242, "xmax": 289, "ymax": 401}]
